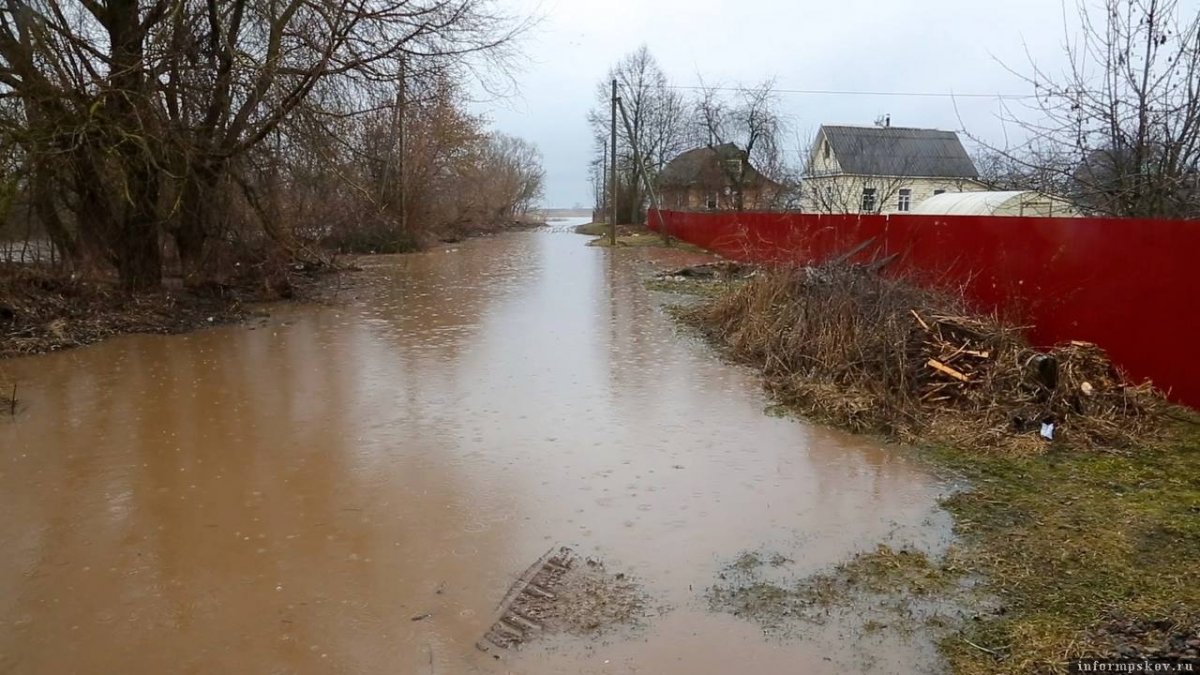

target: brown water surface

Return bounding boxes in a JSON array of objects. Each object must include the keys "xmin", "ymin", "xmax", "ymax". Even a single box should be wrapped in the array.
[{"xmin": 1, "ymin": 226, "xmax": 954, "ymax": 674}]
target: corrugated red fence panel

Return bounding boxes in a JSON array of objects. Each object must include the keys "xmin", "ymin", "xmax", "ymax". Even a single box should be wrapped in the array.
[{"xmin": 649, "ymin": 209, "xmax": 1200, "ymax": 409}]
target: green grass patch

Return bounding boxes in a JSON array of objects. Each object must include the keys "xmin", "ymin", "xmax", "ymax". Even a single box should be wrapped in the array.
[
  {"xmin": 932, "ymin": 424, "xmax": 1200, "ymax": 673},
  {"xmin": 587, "ymin": 231, "xmax": 694, "ymax": 250},
  {"xmin": 708, "ymin": 544, "xmax": 963, "ymax": 636},
  {"xmin": 580, "ymin": 224, "xmax": 708, "ymax": 253},
  {"xmin": 573, "ymin": 221, "xmax": 611, "ymax": 236}
]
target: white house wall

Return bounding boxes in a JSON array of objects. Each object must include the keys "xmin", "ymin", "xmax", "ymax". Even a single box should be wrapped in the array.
[{"xmin": 802, "ymin": 174, "xmax": 987, "ymax": 214}]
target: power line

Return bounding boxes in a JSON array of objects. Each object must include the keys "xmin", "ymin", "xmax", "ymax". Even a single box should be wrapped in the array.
[{"xmin": 656, "ymin": 84, "xmax": 1033, "ymax": 100}]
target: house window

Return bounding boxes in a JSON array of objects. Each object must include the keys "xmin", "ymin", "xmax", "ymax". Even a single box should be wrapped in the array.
[
  {"xmin": 706, "ymin": 193, "xmax": 718, "ymax": 210},
  {"xmin": 897, "ymin": 188, "xmax": 912, "ymax": 212},
  {"xmin": 933, "ymin": 189, "xmax": 946, "ymax": 196},
  {"xmin": 861, "ymin": 187, "xmax": 877, "ymax": 212}
]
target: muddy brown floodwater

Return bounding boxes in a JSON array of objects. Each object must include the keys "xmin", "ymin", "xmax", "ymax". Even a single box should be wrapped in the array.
[{"xmin": 0, "ymin": 222, "xmax": 957, "ymax": 674}]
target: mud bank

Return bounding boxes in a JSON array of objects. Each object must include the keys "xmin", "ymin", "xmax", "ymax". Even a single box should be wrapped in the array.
[{"xmin": 0, "ymin": 274, "xmax": 257, "ymax": 358}]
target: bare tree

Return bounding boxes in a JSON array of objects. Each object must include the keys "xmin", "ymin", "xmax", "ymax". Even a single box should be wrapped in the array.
[
  {"xmin": 986, "ymin": 0, "xmax": 1200, "ymax": 218},
  {"xmin": 587, "ymin": 46, "xmax": 687, "ymax": 223},
  {"xmin": 691, "ymin": 79, "xmax": 791, "ymax": 210},
  {"xmin": 278, "ymin": 72, "xmax": 545, "ymax": 253},
  {"xmin": 0, "ymin": 0, "xmax": 527, "ymax": 289},
  {"xmin": 801, "ymin": 175, "xmax": 913, "ymax": 214},
  {"xmin": 972, "ymin": 146, "xmax": 1076, "ymax": 195}
]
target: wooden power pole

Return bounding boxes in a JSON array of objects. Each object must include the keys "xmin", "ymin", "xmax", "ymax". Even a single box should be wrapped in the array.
[
  {"xmin": 398, "ymin": 56, "xmax": 407, "ymax": 233},
  {"xmin": 616, "ymin": 98, "xmax": 670, "ymax": 245},
  {"xmin": 610, "ymin": 78, "xmax": 618, "ymax": 246}
]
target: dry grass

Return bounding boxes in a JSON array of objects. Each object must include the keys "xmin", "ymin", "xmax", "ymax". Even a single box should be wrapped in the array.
[{"xmin": 682, "ymin": 262, "xmax": 1165, "ymax": 455}]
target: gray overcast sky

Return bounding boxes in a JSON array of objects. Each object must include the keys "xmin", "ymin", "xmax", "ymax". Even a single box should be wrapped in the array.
[{"xmin": 470, "ymin": 0, "xmax": 1194, "ymax": 208}]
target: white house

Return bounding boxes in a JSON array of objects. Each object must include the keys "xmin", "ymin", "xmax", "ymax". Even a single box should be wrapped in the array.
[{"xmin": 803, "ymin": 124, "xmax": 986, "ymax": 214}]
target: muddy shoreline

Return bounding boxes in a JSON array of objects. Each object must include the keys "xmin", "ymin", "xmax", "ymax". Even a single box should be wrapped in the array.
[
  {"xmin": 0, "ymin": 268, "xmax": 332, "ymax": 360},
  {"xmin": 0, "ymin": 224, "xmax": 549, "ymax": 361}
]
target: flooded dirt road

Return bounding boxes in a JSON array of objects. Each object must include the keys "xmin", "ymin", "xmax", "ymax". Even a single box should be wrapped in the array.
[{"xmin": 1, "ymin": 223, "xmax": 955, "ymax": 674}]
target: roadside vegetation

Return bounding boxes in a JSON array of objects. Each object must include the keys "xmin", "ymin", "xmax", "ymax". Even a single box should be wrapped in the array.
[
  {"xmin": 0, "ymin": 0, "xmax": 545, "ymax": 355},
  {"xmin": 934, "ymin": 426, "xmax": 1200, "ymax": 673},
  {"xmin": 666, "ymin": 262, "xmax": 1199, "ymax": 673},
  {"xmin": 573, "ymin": 222, "xmax": 611, "ymax": 237},
  {"xmin": 680, "ymin": 263, "xmax": 1164, "ymax": 455},
  {"xmin": 575, "ymin": 221, "xmax": 708, "ymax": 253}
]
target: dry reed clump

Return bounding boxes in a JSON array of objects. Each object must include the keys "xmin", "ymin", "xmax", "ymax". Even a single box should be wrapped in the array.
[{"xmin": 682, "ymin": 262, "xmax": 1164, "ymax": 454}]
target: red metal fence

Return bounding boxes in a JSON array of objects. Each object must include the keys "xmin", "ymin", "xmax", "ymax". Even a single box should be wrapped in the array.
[{"xmin": 649, "ymin": 209, "xmax": 1200, "ymax": 409}]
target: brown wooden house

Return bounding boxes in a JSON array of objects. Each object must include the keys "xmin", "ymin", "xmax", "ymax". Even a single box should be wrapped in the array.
[{"xmin": 657, "ymin": 144, "xmax": 781, "ymax": 211}]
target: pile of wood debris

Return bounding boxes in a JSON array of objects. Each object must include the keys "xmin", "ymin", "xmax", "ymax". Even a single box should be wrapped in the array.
[
  {"xmin": 684, "ymin": 261, "xmax": 1165, "ymax": 454},
  {"xmin": 912, "ymin": 309, "xmax": 1162, "ymax": 450}
]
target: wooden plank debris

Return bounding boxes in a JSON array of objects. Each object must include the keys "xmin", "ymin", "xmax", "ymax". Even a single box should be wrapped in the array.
[{"xmin": 928, "ymin": 358, "xmax": 970, "ymax": 382}]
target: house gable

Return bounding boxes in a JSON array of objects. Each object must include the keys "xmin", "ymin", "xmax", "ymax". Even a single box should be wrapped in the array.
[{"xmin": 807, "ymin": 129, "xmax": 844, "ymax": 176}]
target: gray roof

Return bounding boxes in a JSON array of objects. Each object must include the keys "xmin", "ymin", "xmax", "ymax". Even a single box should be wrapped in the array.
[
  {"xmin": 819, "ymin": 125, "xmax": 979, "ymax": 179},
  {"xmin": 657, "ymin": 143, "xmax": 770, "ymax": 187}
]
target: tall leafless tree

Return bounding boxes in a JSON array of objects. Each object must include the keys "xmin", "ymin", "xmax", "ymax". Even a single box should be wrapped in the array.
[
  {"xmin": 691, "ymin": 79, "xmax": 792, "ymax": 210},
  {"xmin": 587, "ymin": 46, "xmax": 687, "ymax": 223},
  {"xmin": 0, "ymin": 0, "xmax": 527, "ymax": 289},
  {"xmin": 986, "ymin": 0, "xmax": 1200, "ymax": 218}
]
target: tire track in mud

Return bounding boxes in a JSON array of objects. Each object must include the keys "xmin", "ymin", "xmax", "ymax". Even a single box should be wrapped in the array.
[{"xmin": 476, "ymin": 547, "xmax": 647, "ymax": 656}]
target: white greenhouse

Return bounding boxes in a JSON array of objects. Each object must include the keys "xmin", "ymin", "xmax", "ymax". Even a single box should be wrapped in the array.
[{"xmin": 910, "ymin": 190, "xmax": 1078, "ymax": 217}]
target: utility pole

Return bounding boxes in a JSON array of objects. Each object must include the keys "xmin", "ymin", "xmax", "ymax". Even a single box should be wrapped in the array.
[
  {"xmin": 616, "ymin": 98, "xmax": 670, "ymax": 246},
  {"xmin": 610, "ymin": 78, "xmax": 618, "ymax": 246},
  {"xmin": 600, "ymin": 144, "xmax": 607, "ymax": 219},
  {"xmin": 398, "ymin": 55, "xmax": 408, "ymax": 233}
]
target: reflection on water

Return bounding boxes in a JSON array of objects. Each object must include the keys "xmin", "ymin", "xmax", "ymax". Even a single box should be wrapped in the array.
[{"xmin": 0, "ymin": 226, "xmax": 954, "ymax": 674}]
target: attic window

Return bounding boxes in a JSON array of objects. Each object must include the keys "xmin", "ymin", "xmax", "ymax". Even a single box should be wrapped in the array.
[
  {"xmin": 823, "ymin": 140, "xmax": 830, "ymax": 159},
  {"xmin": 723, "ymin": 159, "xmax": 743, "ymax": 179}
]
